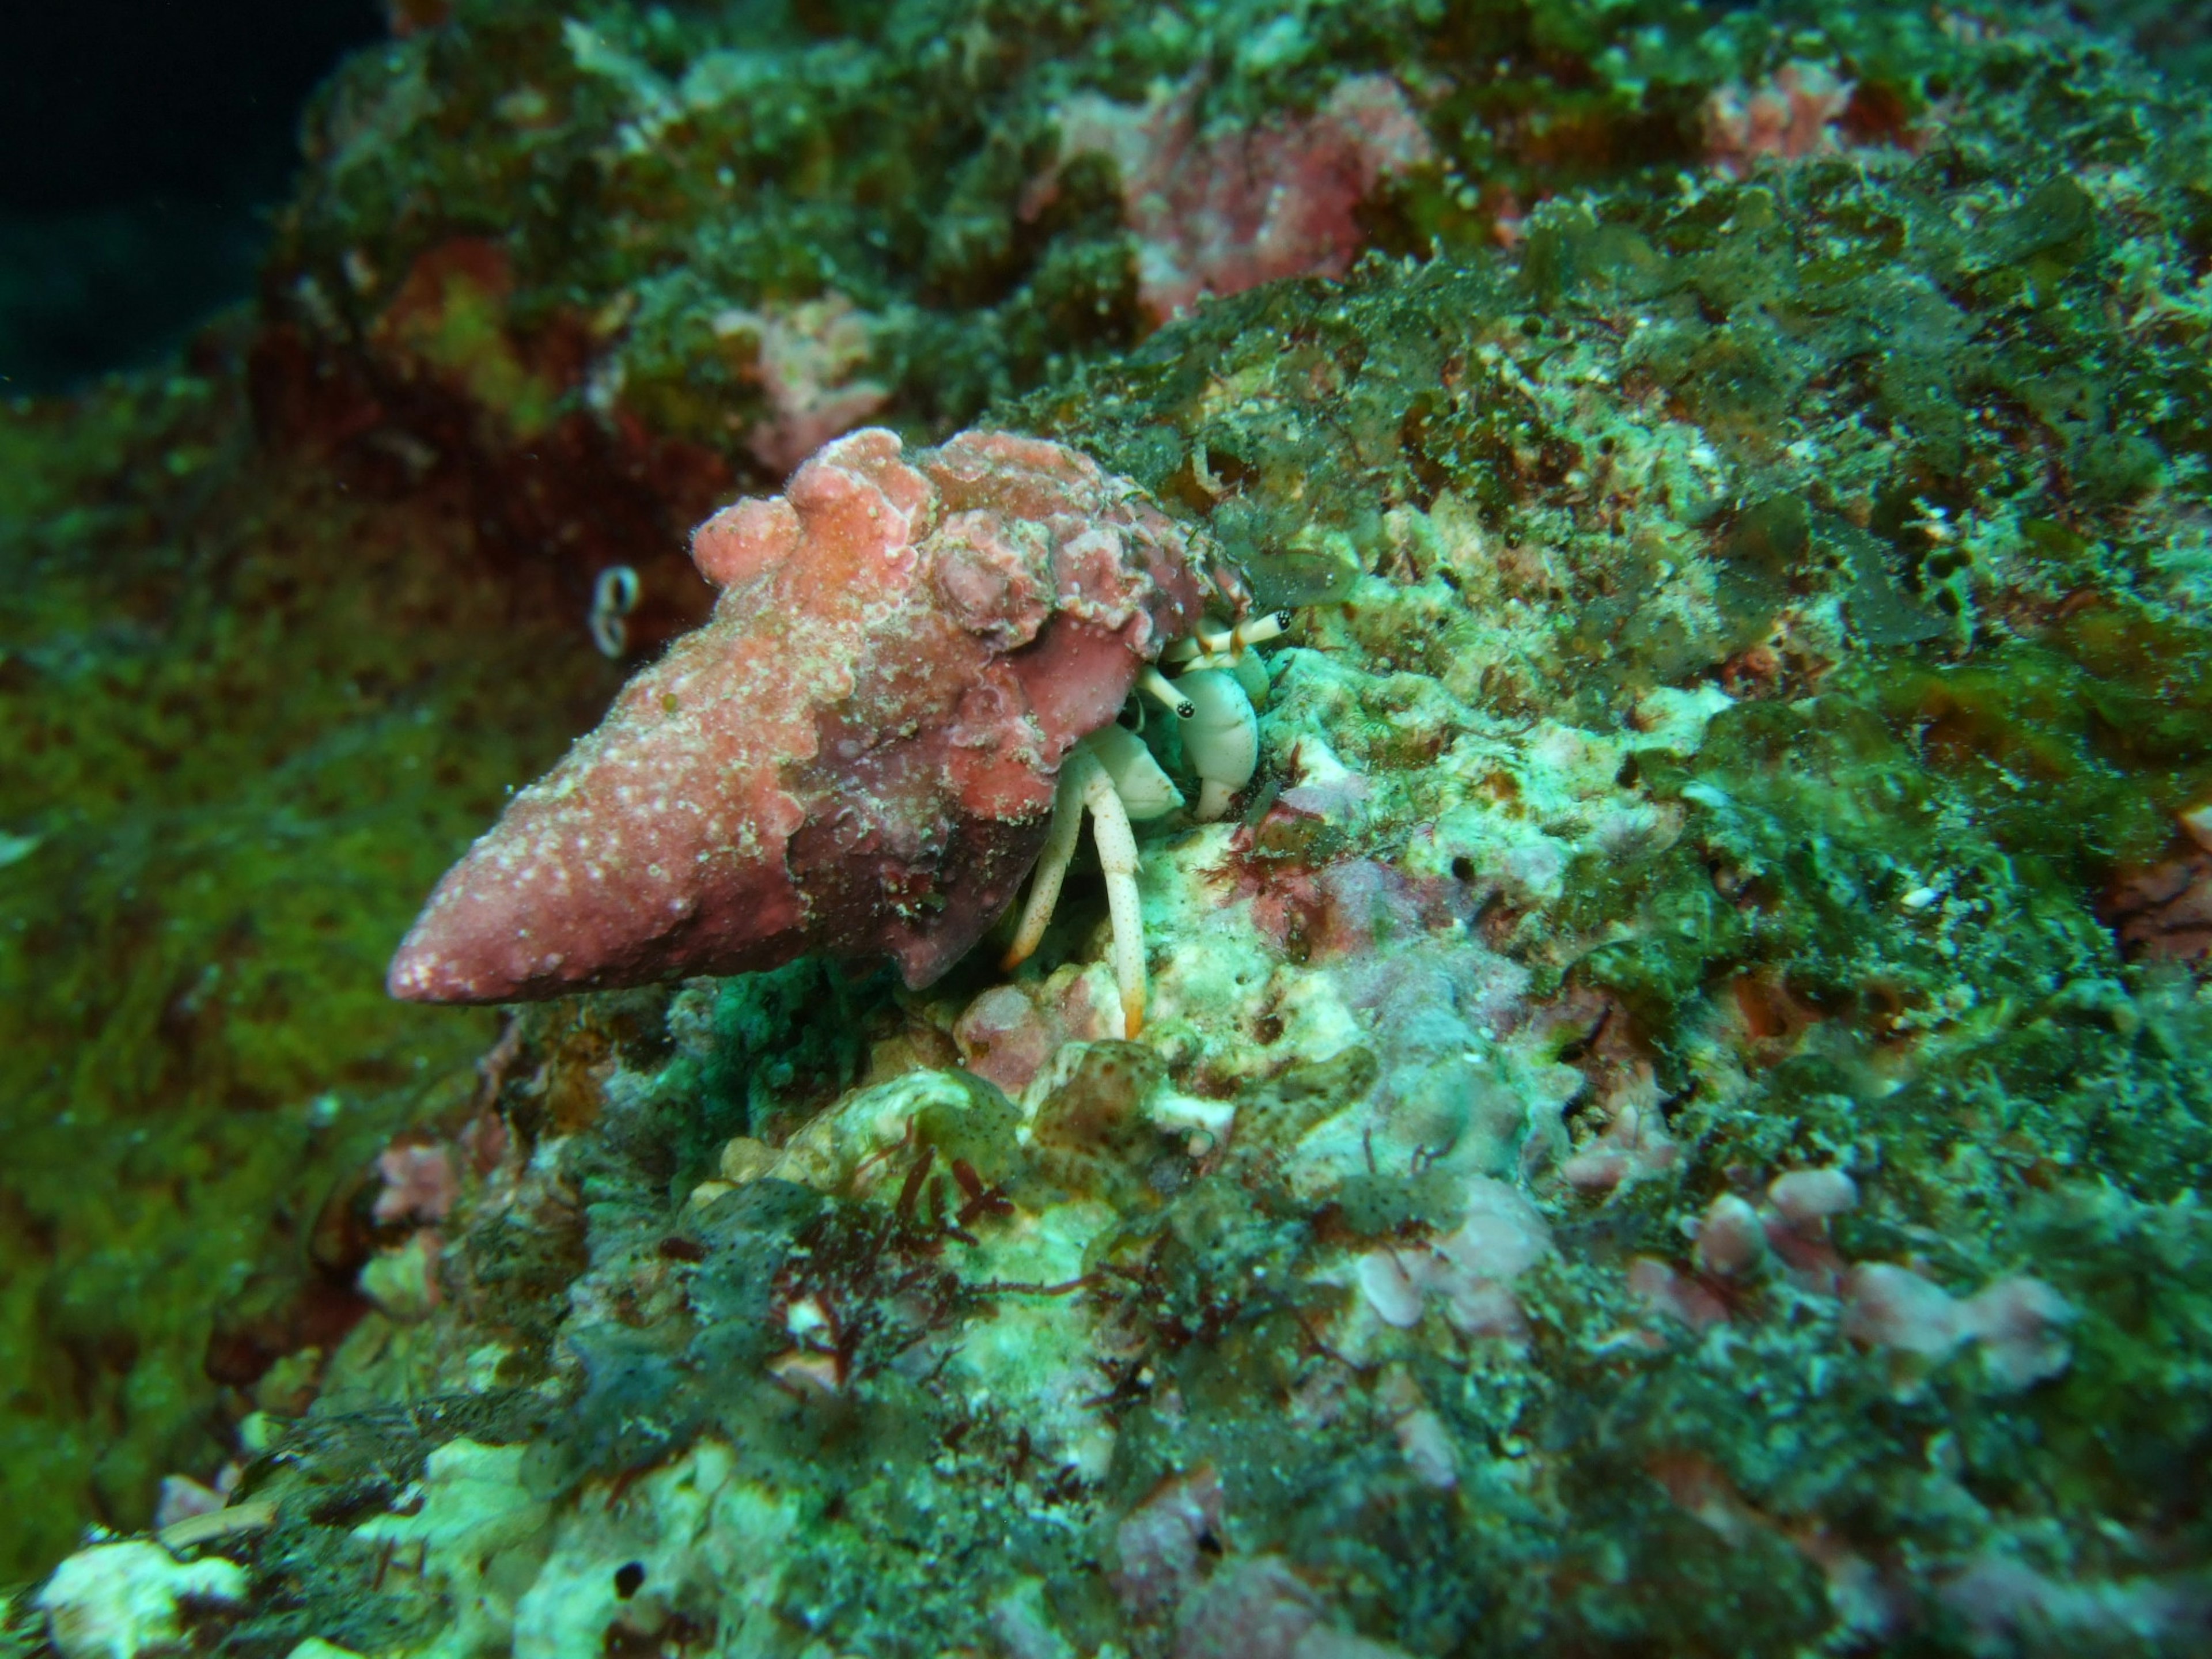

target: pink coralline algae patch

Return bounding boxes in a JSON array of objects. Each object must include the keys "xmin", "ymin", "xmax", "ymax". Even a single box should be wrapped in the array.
[
  {"xmin": 1559, "ymin": 1072, "xmax": 1680, "ymax": 1194},
  {"xmin": 1762, "ymin": 1164, "xmax": 1858, "ymax": 1291},
  {"xmin": 1627, "ymin": 1256, "xmax": 1730, "ymax": 1334},
  {"xmin": 1843, "ymin": 1264, "xmax": 2076, "ymax": 1392},
  {"xmin": 1113, "ymin": 1464, "xmax": 1224, "ymax": 1620},
  {"xmin": 950, "ymin": 972, "xmax": 1122, "ymax": 1096},
  {"xmin": 1353, "ymin": 1176, "xmax": 1553, "ymax": 1342},
  {"xmin": 1636, "ymin": 1166, "xmax": 2077, "ymax": 1392},
  {"xmin": 1039, "ymin": 74, "xmax": 1433, "ymax": 323},
  {"xmin": 1627, "ymin": 1165, "xmax": 1847, "ymax": 1325},
  {"xmin": 1767, "ymin": 1165, "xmax": 1859, "ymax": 1232},
  {"xmin": 2108, "ymin": 802, "xmax": 2212, "ymax": 961},
  {"xmin": 1113, "ymin": 1475, "xmax": 1411, "ymax": 1658},
  {"xmin": 1704, "ymin": 60, "xmax": 1854, "ymax": 176},
  {"xmin": 1172, "ymin": 1556, "xmax": 1412, "ymax": 1659},
  {"xmin": 710, "ymin": 294, "xmax": 890, "ymax": 476},
  {"xmin": 372, "ymin": 1142, "xmax": 458, "ymax": 1225},
  {"xmin": 388, "ymin": 428, "xmax": 1212, "ymax": 1003},
  {"xmin": 952, "ymin": 984, "xmax": 1065, "ymax": 1097},
  {"xmin": 1651, "ymin": 1167, "xmax": 1859, "ymax": 1313},
  {"xmin": 1691, "ymin": 1192, "xmax": 1768, "ymax": 1279}
]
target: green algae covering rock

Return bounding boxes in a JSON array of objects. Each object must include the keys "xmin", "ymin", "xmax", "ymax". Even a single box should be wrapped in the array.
[
  {"xmin": 248, "ymin": 0, "xmax": 1740, "ymax": 643},
  {"xmin": 13, "ymin": 3, "xmax": 2212, "ymax": 1658},
  {"xmin": 0, "ymin": 357, "xmax": 616, "ymax": 1584}
]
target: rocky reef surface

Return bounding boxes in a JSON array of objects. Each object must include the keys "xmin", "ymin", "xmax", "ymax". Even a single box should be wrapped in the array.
[{"xmin": 7, "ymin": 3, "xmax": 2212, "ymax": 1657}]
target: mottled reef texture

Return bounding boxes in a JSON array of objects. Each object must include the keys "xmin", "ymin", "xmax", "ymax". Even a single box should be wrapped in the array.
[
  {"xmin": 0, "ymin": 342, "xmax": 617, "ymax": 1584},
  {"xmin": 8, "ymin": 3, "xmax": 2212, "ymax": 1658}
]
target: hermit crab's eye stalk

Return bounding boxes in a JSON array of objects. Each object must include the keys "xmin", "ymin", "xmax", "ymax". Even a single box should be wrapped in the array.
[
  {"xmin": 1139, "ymin": 665, "xmax": 1195, "ymax": 719},
  {"xmin": 1172, "ymin": 608, "xmax": 1293, "ymax": 669},
  {"xmin": 1215, "ymin": 611, "xmax": 1290, "ymax": 653}
]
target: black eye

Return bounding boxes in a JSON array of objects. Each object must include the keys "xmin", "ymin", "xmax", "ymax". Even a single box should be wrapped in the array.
[
  {"xmin": 1176, "ymin": 700, "xmax": 1195, "ymax": 719},
  {"xmin": 613, "ymin": 1562, "xmax": 646, "ymax": 1599},
  {"xmin": 1272, "ymin": 610, "xmax": 1293, "ymax": 627}
]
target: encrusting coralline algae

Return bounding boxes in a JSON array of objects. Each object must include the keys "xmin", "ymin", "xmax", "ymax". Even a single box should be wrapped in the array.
[{"xmin": 12, "ymin": 2, "xmax": 2212, "ymax": 1658}]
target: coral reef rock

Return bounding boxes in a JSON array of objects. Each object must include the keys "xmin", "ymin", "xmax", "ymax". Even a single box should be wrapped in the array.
[{"xmin": 17, "ymin": 3, "xmax": 2212, "ymax": 1658}]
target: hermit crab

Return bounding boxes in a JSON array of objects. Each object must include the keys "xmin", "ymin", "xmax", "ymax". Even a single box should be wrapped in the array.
[
  {"xmin": 387, "ymin": 427, "xmax": 1291, "ymax": 1037},
  {"xmin": 1000, "ymin": 608, "xmax": 1288, "ymax": 1032}
]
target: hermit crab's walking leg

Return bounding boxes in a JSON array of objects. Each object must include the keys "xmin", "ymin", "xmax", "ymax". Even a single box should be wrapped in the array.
[
  {"xmin": 1073, "ymin": 752, "xmax": 1147, "ymax": 1037},
  {"xmin": 1002, "ymin": 763, "xmax": 1086, "ymax": 972},
  {"xmin": 1002, "ymin": 731, "xmax": 1175, "ymax": 1034}
]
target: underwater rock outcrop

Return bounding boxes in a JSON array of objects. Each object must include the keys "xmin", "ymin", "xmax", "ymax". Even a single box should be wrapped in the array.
[
  {"xmin": 247, "ymin": 0, "xmax": 1712, "ymax": 641},
  {"xmin": 14, "ymin": 2, "xmax": 2212, "ymax": 1657}
]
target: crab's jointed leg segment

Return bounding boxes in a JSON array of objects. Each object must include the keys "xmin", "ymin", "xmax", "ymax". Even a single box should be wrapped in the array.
[
  {"xmin": 1074, "ymin": 750, "xmax": 1148, "ymax": 1038},
  {"xmin": 1001, "ymin": 764, "xmax": 1086, "ymax": 972},
  {"xmin": 1001, "ymin": 738, "xmax": 1159, "ymax": 1037}
]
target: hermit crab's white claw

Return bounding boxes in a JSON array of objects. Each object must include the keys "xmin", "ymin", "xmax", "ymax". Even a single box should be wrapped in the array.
[
  {"xmin": 1175, "ymin": 669, "xmax": 1260, "ymax": 823},
  {"xmin": 1083, "ymin": 725, "xmax": 1184, "ymax": 820}
]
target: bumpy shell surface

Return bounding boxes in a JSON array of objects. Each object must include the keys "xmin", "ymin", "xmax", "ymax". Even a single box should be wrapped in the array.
[{"xmin": 388, "ymin": 428, "xmax": 1210, "ymax": 1003}]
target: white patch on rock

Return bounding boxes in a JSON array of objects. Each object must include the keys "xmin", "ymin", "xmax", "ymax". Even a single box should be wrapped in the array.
[
  {"xmin": 510, "ymin": 1442, "xmax": 796, "ymax": 1659},
  {"xmin": 37, "ymin": 1541, "xmax": 247, "ymax": 1659},
  {"xmin": 352, "ymin": 1440, "xmax": 552, "ymax": 1659}
]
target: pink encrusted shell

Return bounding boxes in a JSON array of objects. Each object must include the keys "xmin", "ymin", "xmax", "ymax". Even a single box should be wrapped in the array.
[{"xmin": 387, "ymin": 428, "xmax": 1214, "ymax": 1003}]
